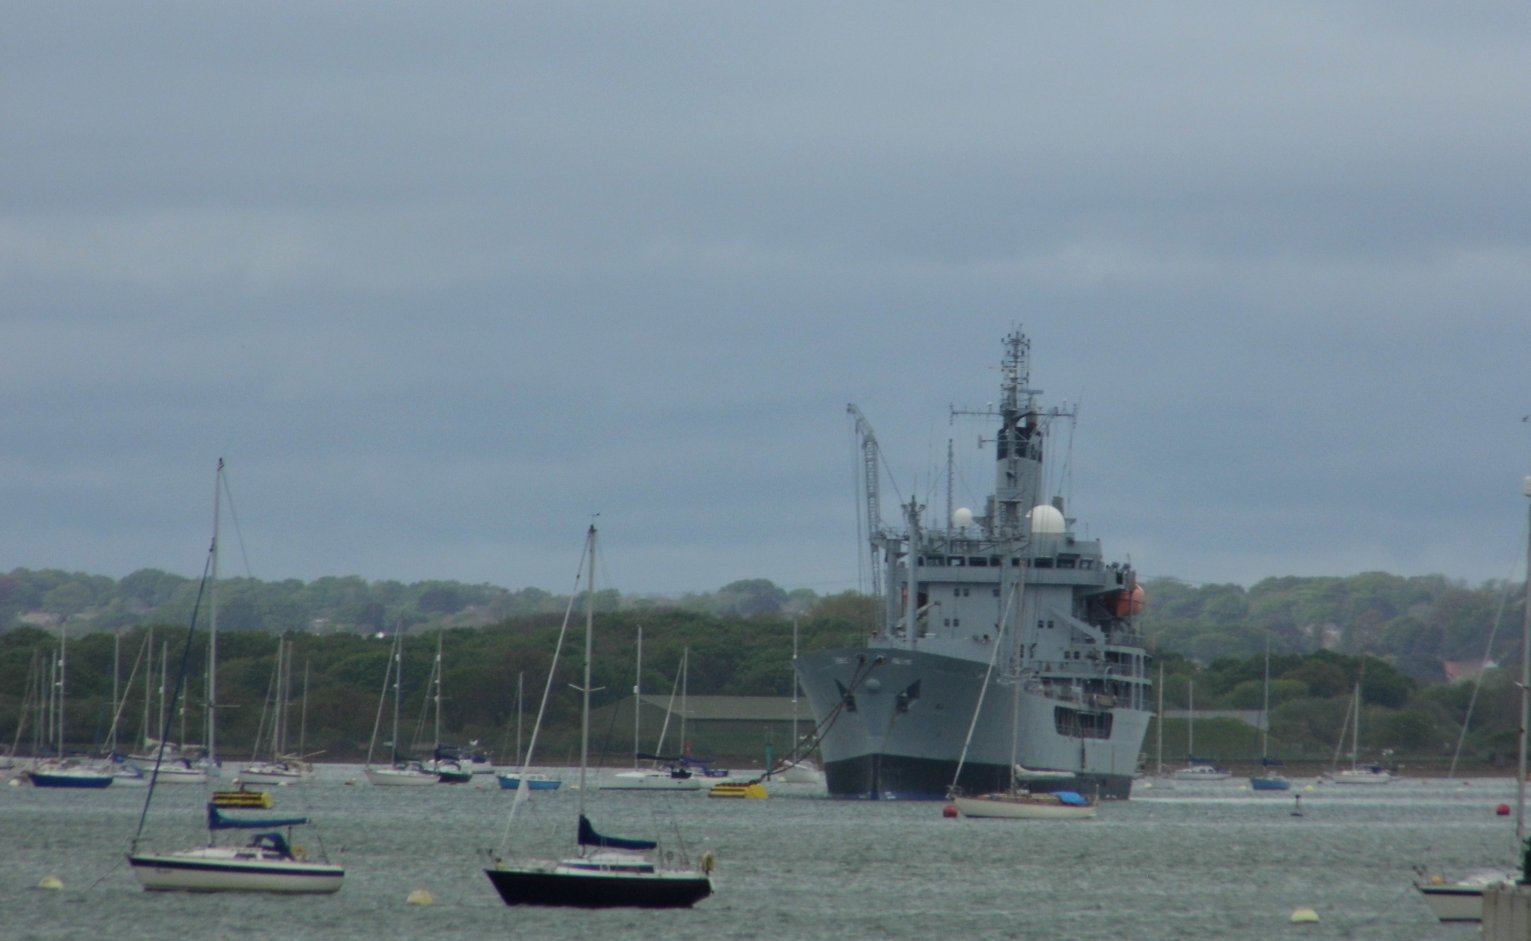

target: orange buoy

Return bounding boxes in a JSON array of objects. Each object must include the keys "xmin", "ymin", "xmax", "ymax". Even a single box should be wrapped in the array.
[
  {"xmin": 1497, "ymin": 803, "xmax": 1511, "ymax": 816},
  {"xmin": 943, "ymin": 804, "xmax": 958, "ymax": 818}
]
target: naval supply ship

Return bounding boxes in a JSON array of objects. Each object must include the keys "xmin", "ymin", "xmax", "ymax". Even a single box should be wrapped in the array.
[{"xmin": 795, "ymin": 329, "xmax": 1152, "ymax": 800}]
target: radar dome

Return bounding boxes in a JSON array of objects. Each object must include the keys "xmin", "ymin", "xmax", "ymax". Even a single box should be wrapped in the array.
[
  {"xmin": 952, "ymin": 507, "xmax": 974, "ymax": 527},
  {"xmin": 1028, "ymin": 504, "xmax": 1066, "ymax": 535}
]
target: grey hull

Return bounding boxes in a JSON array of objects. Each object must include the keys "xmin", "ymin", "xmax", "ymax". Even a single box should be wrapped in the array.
[{"xmin": 797, "ymin": 647, "xmax": 1148, "ymax": 801}]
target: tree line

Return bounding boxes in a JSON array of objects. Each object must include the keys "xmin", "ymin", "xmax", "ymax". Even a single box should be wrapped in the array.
[{"xmin": 2, "ymin": 566, "xmax": 1526, "ymax": 768}]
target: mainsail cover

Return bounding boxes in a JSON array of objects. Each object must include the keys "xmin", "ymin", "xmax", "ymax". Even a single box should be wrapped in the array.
[
  {"xmin": 577, "ymin": 814, "xmax": 656, "ymax": 851},
  {"xmin": 207, "ymin": 803, "xmax": 308, "ymax": 830}
]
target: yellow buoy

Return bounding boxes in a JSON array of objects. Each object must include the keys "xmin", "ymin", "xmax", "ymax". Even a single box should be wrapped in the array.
[
  {"xmin": 1290, "ymin": 907, "xmax": 1319, "ymax": 923},
  {"xmin": 38, "ymin": 875, "xmax": 64, "ymax": 891},
  {"xmin": 406, "ymin": 889, "xmax": 435, "ymax": 906}
]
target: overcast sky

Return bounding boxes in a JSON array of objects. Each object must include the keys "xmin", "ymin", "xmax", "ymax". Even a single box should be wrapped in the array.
[{"xmin": 5, "ymin": 3, "xmax": 1530, "ymax": 598}]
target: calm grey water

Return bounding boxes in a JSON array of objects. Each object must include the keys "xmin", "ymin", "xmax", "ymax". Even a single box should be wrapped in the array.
[{"xmin": 1, "ymin": 765, "xmax": 1515, "ymax": 940}]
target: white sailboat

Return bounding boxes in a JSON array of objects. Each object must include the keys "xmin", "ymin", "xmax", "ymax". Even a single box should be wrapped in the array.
[
  {"xmin": 1415, "ymin": 474, "xmax": 1531, "ymax": 920},
  {"xmin": 946, "ymin": 576, "xmax": 1095, "ymax": 820},
  {"xmin": 483, "ymin": 526, "xmax": 714, "ymax": 908},
  {"xmin": 127, "ymin": 484, "xmax": 342, "ymax": 893},
  {"xmin": 1172, "ymin": 679, "xmax": 1230, "ymax": 782},
  {"xmin": 770, "ymin": 618, "xmax": 826, "ymax": 786},
  {"xmin": 1328, "ymin": 674, "xmax": 1392, "ymax": 785},
  {"xmin": 417, "ymin": 631, "xmax": 472, "ymax": 784},
  {"xmin": 601, "ymin": 637, "xmax": 701, "ymax": 792},
  {"xmin": 239, "ymin": 640, "xmax": 316, "ymax": 785},
  {"xmin": 364, "ymin": 624, "xmax": 437, "ymax": 787}
]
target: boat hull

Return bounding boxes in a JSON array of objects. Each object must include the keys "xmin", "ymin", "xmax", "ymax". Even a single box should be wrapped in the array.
[
  {"xmin": 599, "ymin": 771, "xmax": 702, "ymax": 792},
  {"xmin": 1249, "ymin": 775, "xmax": 1291, "ymax": 791},
  {"xmin": 1172, "ymin": 765, "xmax": 1231, "ymax": 782},
  {"xmin": 496, "ymin": 774, "xmax": 561, "ymax": 791},
  {"xmin": 952, "ymin": 793, "xmax": 1097, "ymax": 820},
  {"xmin": 364, "ymin": 767, "xmax": 438, "ymax": 787},
  {"xmin": 128, "ymin": 852, "xmax": 343, "ymax": 894},
  {"xmin": 1417, "ymin": 884, "xmax": 1489, "ymax": 922},
  {"xmin": 483, "ymin": 866, "xmax": 711, "ymax": 908},
  {"xmin": 1330, "ymin": 769, "xmax": 1392, "ymax": 785},
  {"xmin": 30, "ymin": 769, "xmax": 114, "ymax": 789},
  {"xmin": 798, "ymin": 648, "xmax": 1146, "ymax": 801}
]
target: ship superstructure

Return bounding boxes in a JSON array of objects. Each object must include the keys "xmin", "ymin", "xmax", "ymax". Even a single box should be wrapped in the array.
[{"xmin": 796, "ymin": 330, "xmax": 1152, "ymax": 799}]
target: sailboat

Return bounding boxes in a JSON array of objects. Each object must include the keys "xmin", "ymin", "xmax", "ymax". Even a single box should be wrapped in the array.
[
  {"xmin": 239, "ymin": 640, "xmax": 316, "ymax": 785},
  {"xmin": 496, "ymin": 672, "xmax": 561, "ymax": 791},
  {"xmin": 129, "ymin": 802, "xmax": 343, "ymax": 893},
  {"xmin": 364, "ymin": 623, "xmax": 438, "ymax": 787},
  {"xmin": 1249, "ymin": 642, "xmax": 1290, "ymax": 791},
  {"xmin": 1328, "ymin": 674, "xmax": 1392, "ymax": 785},
  {"xmin": 29, "ymin": 627, "xmax": 115, "ymax": 789},
  {"xmin": 601, "ymin": 637, "xmax": 701, "ymax": 792},
  {"xmin": 769, "ymin": 618, "xmax": 826, "ymax": 786},
  {"xmin": 1415, "ymin": 474, "xmax": 1531, "ymax": 921},
  {"xmin": 418, "ymin": 631, "xmax": 472, "ymax": 784},
  {"xmin": 949, "ymin": 580, "xmax": 1095, "ymax": 820},
  {"xmin": 127, "ymin": 481, "xmax": 342, "ymax": 894},
  {"xmin": 484, "ymin": 526, "xmax": 713, "ymax": 908},
  {"xmin": 1172, "ymin": 679, "xmax": 1230, "ymax": 781}
]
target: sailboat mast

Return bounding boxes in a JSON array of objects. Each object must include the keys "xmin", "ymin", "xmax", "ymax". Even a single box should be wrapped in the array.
[
  {"xmin": 1187, "ymin": 679, "xmax": 1194, "ymax": 759},
  {"xmin": 300, "ymin": 657, "xmax": 310, "ymax": 760},
  {"xmin": 56, "ymin": 628, "xmax": 66, "ymax": 755},
  {"xmin": 208, "ymin": 458, "xmax": 221, "ymax": 766},
  {"xmin": 791, "ymin": 618, "xmax": 800, "ymax": 751},
  {"xmin": 142, "ymin": 628, "xmax": 153, "ymax": 752},
  {"xmin": 1261, "ymin": 640, "xmax": 1272, "ymax": 761},
  {"xmin": 111, "ymin": 630, "xmax": 120, "ymax": 755},
  {"xmin": 1155, "ymin": 663, "xmax": 1164, "ymax": 776},
  {"xmin": 578, "ymin": 526, "xmax": 596, "ymax": 815},
  {"xmin": 391, "ymin": 627, "xmax": 404, "ymax": 764},
  {"xmin": 1517, "ymin": 474, "xmax": 1531, "ymax": 844},
  {"xmin": 433, "ymin": 630, "xmax": 444, "ymax": 751},
  {"xmin": 633, "ymin": 626, "xmax": 642, "ymax": 770}
]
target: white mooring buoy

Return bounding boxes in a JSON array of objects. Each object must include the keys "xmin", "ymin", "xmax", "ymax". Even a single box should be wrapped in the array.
[
  {"xmin": 1290, "ymin": 906, "xmax": 1319, "ymax": 924},
  {"xmin": 406, "ymin": 888, "xmax": 435, "ymax": 906},
  {"xmin": 38, "ymin": 875, "xmax": 64, "ymax": 891}
]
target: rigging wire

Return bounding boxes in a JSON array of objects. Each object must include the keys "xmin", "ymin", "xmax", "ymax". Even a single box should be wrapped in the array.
[
  {"xmin": 492, "ymin": 533, "xmax": 590, "ymax": 859},
  {"xmin": 1447, "ymin": 552, "xmax": 1527, "ymax": 777},
  {"xmin": 130, "ymin": 542, "xmax": 214, "ymax": 852}
]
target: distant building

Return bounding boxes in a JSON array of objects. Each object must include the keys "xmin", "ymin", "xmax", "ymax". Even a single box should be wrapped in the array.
[
  {"xmin": 589, "ymin": 694, "xmax": 813, "ymax": 767},
  {"xmin": 1443, "ymin": 659, "xmax": 1496, "ymax": 683}
]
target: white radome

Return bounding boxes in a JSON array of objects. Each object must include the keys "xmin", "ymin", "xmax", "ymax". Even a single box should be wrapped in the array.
[
  {"xmin": 952, "ymin": 507, "xmax": 973, "ymax": 527},
  {"xmin": 1029, "ymin": 504, "xmax": 1066, "ymax": 534}
]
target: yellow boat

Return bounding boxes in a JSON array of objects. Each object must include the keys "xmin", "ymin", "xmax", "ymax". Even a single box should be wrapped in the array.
[
  {"xmin": 708, "ymin": 782, "xmax": 768, "ymax": 799},
  {"xmin": 211, "ymin": 788, "xmax": 274, "ymax": 809}
]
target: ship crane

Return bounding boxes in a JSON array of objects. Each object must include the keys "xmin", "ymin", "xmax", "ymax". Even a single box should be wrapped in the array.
[{"xmin": 847, "ymin": 403, "xmax": 888, "ymax": 598}]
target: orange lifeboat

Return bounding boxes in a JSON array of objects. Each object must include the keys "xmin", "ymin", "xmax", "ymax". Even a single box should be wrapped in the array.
[{"xmin": 1110, "ymin": 585, "xmax": 1146, "ymax": 619}]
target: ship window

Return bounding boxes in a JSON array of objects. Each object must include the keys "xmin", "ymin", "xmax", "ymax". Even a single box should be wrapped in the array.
[{"xmin": 1054, "ymin": 707, "xmax": 1113, "ymax": 739}]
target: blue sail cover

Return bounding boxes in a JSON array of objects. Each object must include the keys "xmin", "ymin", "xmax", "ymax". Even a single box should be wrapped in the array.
[
  {"xmin": 577, "ymin": 814, "xmax": 656, "ymax": 851},
  {"xmin": 206, "ymin": 803, "xmax": 309, "ymax": 830},
  {"xmin": 1054, "ymin": 791, "xmax": 1091, "ymax": 806}
]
